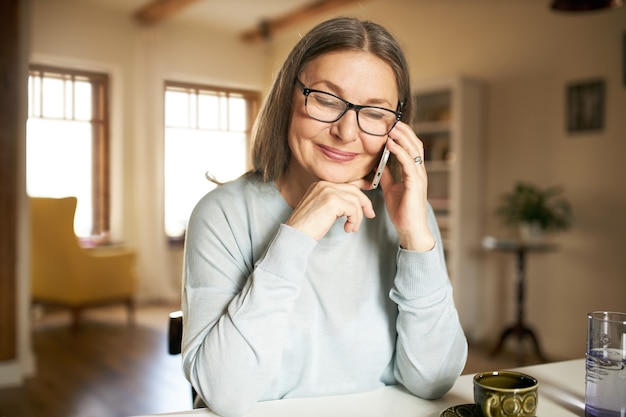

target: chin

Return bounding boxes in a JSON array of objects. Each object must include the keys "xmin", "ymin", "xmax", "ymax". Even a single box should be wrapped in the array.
[{"xmin": 317, "ymin": 171, "xmax": 366, "ymax": 184}]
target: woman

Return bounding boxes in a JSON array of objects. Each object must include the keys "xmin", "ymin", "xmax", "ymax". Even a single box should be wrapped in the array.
[{"xmin": 182, "ymin": 17, "xmax": 467, "ymax": 417}]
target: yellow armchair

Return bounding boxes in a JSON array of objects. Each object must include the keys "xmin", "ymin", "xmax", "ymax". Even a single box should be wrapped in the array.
[{"xmin": 30, "ymin": 196, "xmax": 136, "ymax": 328}]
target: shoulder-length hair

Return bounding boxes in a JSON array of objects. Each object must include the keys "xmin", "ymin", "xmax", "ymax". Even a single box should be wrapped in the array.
[{"xmin": 251, "ymin": 17, "xmax": 414, "ymax": 182}]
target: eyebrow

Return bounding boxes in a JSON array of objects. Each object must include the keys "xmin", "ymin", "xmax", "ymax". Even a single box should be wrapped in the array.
[{"xmin": 307, "ymin": 79, "xmax": 395, "ymax": 108}]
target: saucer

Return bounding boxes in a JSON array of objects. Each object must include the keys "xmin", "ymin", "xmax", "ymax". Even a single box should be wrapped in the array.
[{"xmin": 440, "ymin": 403, "xmax": 482, "ymax": 417}]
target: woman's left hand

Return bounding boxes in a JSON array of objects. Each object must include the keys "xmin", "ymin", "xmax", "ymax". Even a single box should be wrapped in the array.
[{"xmin": 376, "ymin": 121, "xmax": 435, "ymax": 252}]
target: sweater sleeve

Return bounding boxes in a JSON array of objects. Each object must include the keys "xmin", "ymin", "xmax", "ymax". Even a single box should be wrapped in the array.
[
  {"xmin": 389, "ymin": 205, "xmax": 468, "ymax": 399},
  {"xmin": 182, "ymin": 200, "xmax": 317, "ymax": 417}
]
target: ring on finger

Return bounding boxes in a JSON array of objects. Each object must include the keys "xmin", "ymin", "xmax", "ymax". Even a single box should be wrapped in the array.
[{"xmin": 413, "ymin": 155, "xmax": 423, "ymax": 165}]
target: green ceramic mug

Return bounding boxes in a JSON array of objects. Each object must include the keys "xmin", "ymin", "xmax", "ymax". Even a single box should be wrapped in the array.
[{"xmin": 473, "ymin": 371, "xmax": 538, "ymax": 417}]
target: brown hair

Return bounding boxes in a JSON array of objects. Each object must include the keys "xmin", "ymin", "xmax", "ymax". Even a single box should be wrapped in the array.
[{"xmin": 250, "ymin": 17, "xmax": 414, "ymax": 182}]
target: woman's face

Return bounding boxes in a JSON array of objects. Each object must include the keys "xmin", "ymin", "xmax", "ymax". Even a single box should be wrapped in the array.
[{"xmin": 287, "ymin": 50, "xmax": 399, "ymax": 185}]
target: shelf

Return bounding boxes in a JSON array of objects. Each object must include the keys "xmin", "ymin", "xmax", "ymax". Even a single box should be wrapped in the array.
[
  {"xmin": 413, "ymin": 120, "xmax": 451, "ymax": 135},
  {"xmin": 434, "ymin": 213, "xmax": 450, "ymax": 228},
  {"xmin": 425, "ymin": 160, "xmax": 450, "ymax": 172},
  {"xmin": 414, "ymin": 89, "xmax": 452, "ymax": 125},
  {"xmin": 413, "ymin": 76, "xmax": 485, "ymax": 337},
  {"xmin": 428, "ymin": 197, "xmax": 449, "ymax": 211}
]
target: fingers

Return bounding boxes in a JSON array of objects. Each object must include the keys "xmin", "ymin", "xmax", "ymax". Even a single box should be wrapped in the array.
[
  {"xmin": 330, "ymin": 183, "xmax": 376, "ymax": 235},
  {"xmin": 384, "ymin": 122, "xmax": 428, "ymax": 195},
  {"xmin": 286, "ymin": 181, "xmax": 375, "ymax": 240},
  {"xmin": 392, "ymin": 121, "xmax": 423, "ymax": 154},
  {"xmin": 387, "ymin": 122, "xmax": 425, "ymax": 173},
  {"xmin": 344, "ymin": 190, "xmax": 376, "ymax": 233},
  {"xmin": 378, "ymin": 122, "xmax": 434, "ymax": 251}
]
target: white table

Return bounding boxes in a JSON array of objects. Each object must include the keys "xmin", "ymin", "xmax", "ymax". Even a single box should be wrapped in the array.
[{"xmin": 139, "ymin": 359, "xmax": 585, "ymax": 417}]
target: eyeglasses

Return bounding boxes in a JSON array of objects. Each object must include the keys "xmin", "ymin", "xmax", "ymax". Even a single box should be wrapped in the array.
[{"xmin": 295, "ymin": 79, "xmax": 402, "ymax": 137}]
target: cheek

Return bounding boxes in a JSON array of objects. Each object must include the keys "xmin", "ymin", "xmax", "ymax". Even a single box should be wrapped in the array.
[
  {"xmin": 289, "ymin": 111, "xmax": 327, "ymax": 147},
  {"xmin": 363, "ymin": 139, "xmax": 387, "ymax": 159}
]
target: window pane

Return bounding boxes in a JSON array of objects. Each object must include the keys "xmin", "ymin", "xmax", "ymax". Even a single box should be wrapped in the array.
[
  {"xmin": 164, "ymin": 128, "xmax": 247, "ymax": 237},
  {"xmin": 65, "ymin": 78, "xmax": 73, "ymax": 118},
  {"xmin": 198, "ymin": 92, "xmax": 219, "ymax": 130},
  {"xmin": 165, "ymin": 90, "xmax": 192, "ymax": 127},
  {"xmin": 219, "ymin": 95, "xmax": 228, "ymax": 130},
  {"xmin": 27, "ymin": 118, "xmax": 93, "ymax": 236},
  {"xmin": 228, "ymin": 96, "xmax": 247, "ymax": 132},
  {"xmin": 42, "ymin": 76, "xmax": 65, "ymax": 119},
  {"xmin": 29, "ymin": 75, "xmax": 42, "ymax": 117},
  {"xmin": 27, "ymin": 66, "xmax": 109, "ymax": 240},
  {"xmin": 74, "ymin": 80, "xmax": 92, "ymax": 121}
]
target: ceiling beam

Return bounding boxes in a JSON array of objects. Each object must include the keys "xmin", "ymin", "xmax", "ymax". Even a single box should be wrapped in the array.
[
  {"xmin": 240, "ymin": 0, "xmax": 367, "ymax": 42},
  {"xmin": 134, "ymin": 0, "xmax": 202, "ymax": 25}
]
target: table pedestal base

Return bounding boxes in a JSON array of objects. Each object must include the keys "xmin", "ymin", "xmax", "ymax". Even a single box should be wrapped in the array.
[
  {"xmin": 490, "ymin": 321, "xmax": 548, "ymax": 365},
  {"xmin": 482, "ymin": 237, "xmax": 557, "ymax": 366}
]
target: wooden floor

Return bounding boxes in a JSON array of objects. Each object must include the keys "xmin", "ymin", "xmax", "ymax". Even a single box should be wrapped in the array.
[
  {"xmin": 0, "ymin": 304, "xmax": 191, "ymax": 417},
  {"xmin": 0, "ymin": 304, "xmax": 546, "ymax": 417}
]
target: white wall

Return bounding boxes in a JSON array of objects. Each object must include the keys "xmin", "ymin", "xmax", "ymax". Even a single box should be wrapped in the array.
[{"xmin": 29, "ymin": 0, "xmax": 626, "ymax": 361}]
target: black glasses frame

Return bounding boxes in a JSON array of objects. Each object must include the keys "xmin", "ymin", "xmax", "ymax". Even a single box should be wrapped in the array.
[{"xmin": 295, "ymin": 79, "xmax": 402, "ymax": 136}]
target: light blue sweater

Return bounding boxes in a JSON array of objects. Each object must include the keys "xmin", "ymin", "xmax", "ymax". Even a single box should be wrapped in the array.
[{"xmin": 181, "ymin": 174, "xmax": 467, "ymax": 417}]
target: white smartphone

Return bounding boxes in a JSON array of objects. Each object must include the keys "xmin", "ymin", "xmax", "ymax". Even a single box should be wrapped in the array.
[{"xmin": 371, "ymin": 147, "xmax": 390, "ymax": 189}]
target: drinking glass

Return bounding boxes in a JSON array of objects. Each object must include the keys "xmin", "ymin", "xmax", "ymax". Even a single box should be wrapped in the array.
[{"xmin": 585, "ymin": 311, "xmax": 626, "ymax": 417}]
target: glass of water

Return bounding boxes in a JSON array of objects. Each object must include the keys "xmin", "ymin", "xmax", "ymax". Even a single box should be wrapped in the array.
[{"xmin": 585, "ymin": 311, "xmax": 626, "ymax": 417}]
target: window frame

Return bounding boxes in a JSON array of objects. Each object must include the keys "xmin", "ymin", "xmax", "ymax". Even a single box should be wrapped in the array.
[
  {"xmin": 28, "ymin": 64, "xmax": 110, "ymax": 241},
  {"xmin": 163, "ymin": 80, "xmax": 260, "ymax": 245},
  {"xmin": 164, "ymin": 80, "xmax": 260, "ymax": 133}
]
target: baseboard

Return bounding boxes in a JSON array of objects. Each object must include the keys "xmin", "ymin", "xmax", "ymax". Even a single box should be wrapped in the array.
[
  {"xmin": 0, "ymin": 350, "xmax": 36, "ymax": 389},
  {"xmin": 0, "ymin": 361, "xmax": 25, "ymax": 388}
]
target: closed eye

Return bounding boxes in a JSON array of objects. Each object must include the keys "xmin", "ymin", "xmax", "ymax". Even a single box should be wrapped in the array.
[
  {"xmin": 360, "ymin": 108, "xmax": 393, "ymax": 121},
  {"xmin": 311, "ymin": 93, "xmax": 344, "ymax": 110}
]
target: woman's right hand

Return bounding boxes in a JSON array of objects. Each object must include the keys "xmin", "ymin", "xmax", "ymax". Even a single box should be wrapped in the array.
[{"xmin": 285, "ymin": 181, "xmax": 376, "ymax": 241}]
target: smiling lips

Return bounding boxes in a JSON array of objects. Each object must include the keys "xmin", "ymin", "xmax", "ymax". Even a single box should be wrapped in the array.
[{"xmin": 318, "ymin": 144, "xmax": 358, "ymax": 162}]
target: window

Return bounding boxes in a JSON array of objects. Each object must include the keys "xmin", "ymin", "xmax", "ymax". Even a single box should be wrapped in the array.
[
  {"xmin": 164, "ymin": 82, "xmax": 259, "ymax": 241},
  {"xmin": 27, "ymin": 65, "xmax": 110, "ymax": 241}
]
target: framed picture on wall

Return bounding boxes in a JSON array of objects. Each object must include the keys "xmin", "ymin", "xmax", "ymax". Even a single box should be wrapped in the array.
[
  {"xmin": 566, "ymin": 79, "xmax": 605, "ymax": 133},
  {"xmin": 623, "ymin": 31, "xmax": 626, "ymax": 87}
]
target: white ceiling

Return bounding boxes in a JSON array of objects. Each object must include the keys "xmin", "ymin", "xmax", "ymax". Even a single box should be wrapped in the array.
[{"xmin": 73, "ymin": 0, "xmax": 317, "ymax": 33}]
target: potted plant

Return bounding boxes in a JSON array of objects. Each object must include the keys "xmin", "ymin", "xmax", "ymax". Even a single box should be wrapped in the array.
[{"xmin": 496, "ymin": 181, "xmax": 573, "ymax": 241}]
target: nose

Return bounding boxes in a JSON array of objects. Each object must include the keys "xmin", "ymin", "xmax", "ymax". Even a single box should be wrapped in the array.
[{"xmin": 330, "ymin": 108, "xmax": 359, "ymax": 142}]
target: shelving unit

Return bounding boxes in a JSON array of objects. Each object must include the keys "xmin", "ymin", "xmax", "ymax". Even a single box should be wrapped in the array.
[{"xmin": 412, "ymin": 76, "xmax": 486, "ymax": 336}]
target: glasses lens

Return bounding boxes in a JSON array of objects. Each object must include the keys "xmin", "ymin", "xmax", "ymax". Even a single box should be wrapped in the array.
[
  {"xmin": 306, "ymin": 91, "xmax": 346, "ymax": 122},
  {"xmin": 357, "ymin": 108, "xmax": 398, "ymax": 136},
  {"xmin": 305, "ymin": 90, "xmax": 398, "ymax": 136}
]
